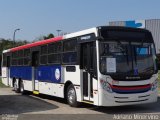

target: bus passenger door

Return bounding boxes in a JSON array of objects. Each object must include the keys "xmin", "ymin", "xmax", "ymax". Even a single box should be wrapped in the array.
[
  {"xmin": 6, "ymin": 56, "xmax": 11, "ymax": 86},
  {"xmin": 32, "ymin": 51, "xmax": 39, "ymax": 91},
  {"xmin": 80, "ymin": 42, "xmax": 97, "ymax": 101}
]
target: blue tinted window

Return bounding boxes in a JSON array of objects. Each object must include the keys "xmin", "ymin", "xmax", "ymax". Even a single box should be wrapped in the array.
[{"xmin": 136, "ymin": 47, "xmax": 148, "ymax": 55}]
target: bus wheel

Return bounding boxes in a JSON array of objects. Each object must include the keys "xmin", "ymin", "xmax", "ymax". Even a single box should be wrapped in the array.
[
  {"xmin": 67, "ymin": 84, "xmax": 78, "ymax": 107},
  {"xmin": 20, "ymin": 80, "xmax": 25, "ymax": 94},
  {"xmin": 13, "ymin": 80, "xmax": 20, "ymax": 93},
  {"xmin": 20, "ymin": 80, "xmax": 30, "ymax": 95}
]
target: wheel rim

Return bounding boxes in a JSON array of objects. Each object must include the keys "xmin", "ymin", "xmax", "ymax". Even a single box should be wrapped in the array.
[
  {"xmin": 68, "ymin": 88, "xmax": 75, "ymax": 104},
  {"xmin": 14, "ymin": 82, "xmax": 17, "ymax": 91},
  {"xmin": 20, "ymin": 82, "xmax": 24, "ymax": 92}
]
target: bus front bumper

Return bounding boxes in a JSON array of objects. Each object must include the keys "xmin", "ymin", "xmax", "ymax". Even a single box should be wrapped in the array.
[{"xmin": 98, "ymin": 88, "xmax": 158, "ymax": 106}]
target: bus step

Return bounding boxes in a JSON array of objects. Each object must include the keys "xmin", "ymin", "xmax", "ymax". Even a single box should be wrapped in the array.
[
  {"xmin": 81, "ymin": 100, "xmax": 93, "ymax": 104},
  {"xmin": 33, "ymin": 91, "xmax": 39, "ymax": 95}
]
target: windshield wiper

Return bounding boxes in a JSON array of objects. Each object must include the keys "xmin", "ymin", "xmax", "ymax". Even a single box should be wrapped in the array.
[
  {"xmin": 133, "ymin": 46, "xmax": 137, "ymax": 65},
  {"xmin": 125, "ymin": 46, "xmax": 129, "ymax": 65},
  {"xmin": 117, "ymin": 40, "xmax": 129, "ymax": 65},
  {"xmin": 116, "ymin": 40, "xmax": 125, "ymax": 53}
]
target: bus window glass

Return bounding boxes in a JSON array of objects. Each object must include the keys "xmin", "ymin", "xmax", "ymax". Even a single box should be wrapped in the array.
[
  {"xmin": 63, "ymin": 52, "xmax": 77, "ymax": 64},
  {"xmin": 62, "ymin": 38, "xmax": 77, "ymax": 64},
  {"xmin": 48, "ymin": 54, "xmax": 61, "ymax": 64},
  {"xmin": 63, "ymin": 39, "xmax": 77, "ymax": 52},
  {"xmin": 48, "ymin": 42, "xmax": 61, "ymax": 54},
  {"xmin": 2, "ymin": 53, "xmax": 7, "ymax": 67},
  {"xmin": 23, "ymin": 49, "xmax": 31, "ymax": 66},
  {"xmin": 41, "ymin": 45, "xmax": 48, "ymax": 55},
  {"xmin": 99, "ymin": 41, "xmax": 156, "ymax": 80}
]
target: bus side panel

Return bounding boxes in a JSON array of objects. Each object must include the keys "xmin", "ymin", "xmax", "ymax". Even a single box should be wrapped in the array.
[
  {"xmin": 39, "ymin": 82, "xmax": 64, "ymax": 98},
  {"xmin": 2, "ymin": 67, "xmax": 7, "ymax": 78},
  {"xmin": 63, "ymin": 65, "xmax": 82, "ymax": 102},
  {"xmin": 2, "ymin": 67, "xmax": 10, "ymax": 86},
  {"xmin": 36, "ymin": 65, "xmax": 64, "ymax": 98},
  {"xmin": 93, "ymin": 78, "xmax": 99, "ymax": 105},
  {"xmin": 36, "ymin": 65, "xmax": 61, "ymax": 83},
  {"xmin": 10, "ymin": 66, "xmax": 32, "ymax": 80},
  {"xmin": 2, "ymin": 67, "xmax": 8, "ymax": 85},
  {"xmin": 23, "ymin": 80, "xmax": 33, "ymax": 91},
  {"xmin": 39, "ymin": 82, "xmax": 56, "ymax": 96}
]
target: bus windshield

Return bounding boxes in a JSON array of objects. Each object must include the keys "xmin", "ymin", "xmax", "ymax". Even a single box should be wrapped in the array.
[{"xmin": 99, "ymin": 41, "xmax": 157, "ymax": 80}]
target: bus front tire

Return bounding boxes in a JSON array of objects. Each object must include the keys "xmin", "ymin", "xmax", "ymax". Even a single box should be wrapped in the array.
[{"xmin": 67, "ymin": 84, "xmax": 79, "ymax": 107}]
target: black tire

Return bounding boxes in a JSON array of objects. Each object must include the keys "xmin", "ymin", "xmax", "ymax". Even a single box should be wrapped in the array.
[
  {"xmin": 19, "ymin": 80, "xmax": 29, "ymax": 95},
  {"xmin": 13, "ymin": 80, "xmax": 20, "ymax": 93},
  {"xmin": 20, "ymin": 80, "xmax": 25, "ymax": 94},
  {"xmin": 67, "ymin": 84, "xmax": 79, "ymax": 107}
]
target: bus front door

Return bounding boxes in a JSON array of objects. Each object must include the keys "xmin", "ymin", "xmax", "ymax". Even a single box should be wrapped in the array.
[
  {"xmin": 32, "ymin": 51, "xmax": 39, "ymax": 92},
  {"xmin": 80, "ymin": 42, "xmax": 96, "ymax": 101}
]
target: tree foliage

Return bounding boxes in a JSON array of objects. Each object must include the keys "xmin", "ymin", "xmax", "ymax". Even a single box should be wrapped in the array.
[
  {"xmin": 0, "ymin": 38, "xmax": 29, "ymax": 67},
  {"xmin": 43, "ymin": 33, "xmax": 54, "ymax": 40},
  {"xmin": 34, "ymin": 33, "xmax": 55, "ymax": 41},
  {"xmin": 0, "ymin": 33, "xmax": 54, "ymax": 68}
]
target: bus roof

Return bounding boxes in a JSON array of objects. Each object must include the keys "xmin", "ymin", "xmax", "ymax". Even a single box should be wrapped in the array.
[
  {"xmin": 9, "ymin": 27, "xmax": 98, "ymax": 52},
  {"xmin": 10, "ymin": 36, "xmax": 63, "ymax": 52},
  {"xmin": 4, "ymin": 26, "xmax": 151, "ymax": 53}
]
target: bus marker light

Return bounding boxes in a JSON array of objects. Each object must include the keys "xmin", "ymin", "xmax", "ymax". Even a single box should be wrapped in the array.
[
  {"xmin": 33, "ymin": 91, "xmax": 39, "ymax": 95},
  {"xmin": 81, "ymin": 101, "xmax": 93, "ymax": 104}
]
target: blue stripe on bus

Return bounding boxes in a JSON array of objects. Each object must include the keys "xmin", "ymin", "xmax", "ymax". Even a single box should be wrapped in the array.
[
  {"xmin": 10, "ymin": 66, "xmax": 32, "ymax": 80},
  {"xmin": 36, "ymin": 65, "xmax": 61, "ymax": 83},
  {"xmin": 10, "ymin": 65, "xmax": 61, "ymax": 83}
]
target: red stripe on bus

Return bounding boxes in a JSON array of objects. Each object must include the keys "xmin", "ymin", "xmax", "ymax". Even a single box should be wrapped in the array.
[
  {"xmin": 110, "ymin": 84, "xmax": 151, "ymax": 90},
  {"xmin": 11, "ymin": 36, "xmax": 63, "ymax": 52}
]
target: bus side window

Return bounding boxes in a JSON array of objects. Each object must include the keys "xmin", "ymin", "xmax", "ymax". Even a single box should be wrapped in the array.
[
  {"xmin": 2, "ymin": 53, "xmax": 7, "ymax": 67},
  {"xmin": 40, "ymin": 45, "xmax": 48, "ymax": 65},
  {"xmin": 24, "ymin": 49, "xmax": 31, "ymax": 66},
  {"xmin": 48, "ymin": 42, "xmax": 62, "ymax": 64},
  {"xmin": 62, "ymin": 38, "xmax": 77, "ymax": 64},
  {"xmin": 7, "ymin": 56, "xmax": 11, "ymax": 67}
]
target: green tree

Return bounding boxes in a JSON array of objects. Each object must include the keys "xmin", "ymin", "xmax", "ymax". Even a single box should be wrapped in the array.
[{"xmin": 43, "ymin": 33, "xmax": 54, "ymax": 40}]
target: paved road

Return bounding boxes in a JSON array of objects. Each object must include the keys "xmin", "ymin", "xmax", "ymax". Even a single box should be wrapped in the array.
[{"xmin": 0, "ymin": 88, "xmax": 160, "ymax": 120}]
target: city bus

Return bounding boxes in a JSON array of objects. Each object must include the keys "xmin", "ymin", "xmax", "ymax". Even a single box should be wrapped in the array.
[{"xmin": 1, "ymin": 26, "xmax": 158, "ymax": 107}]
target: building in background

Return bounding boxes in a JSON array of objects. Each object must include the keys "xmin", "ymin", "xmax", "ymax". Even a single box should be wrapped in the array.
[{"xmin": 109, "ymin": 19, "xmax": 160, "ymax": 55}]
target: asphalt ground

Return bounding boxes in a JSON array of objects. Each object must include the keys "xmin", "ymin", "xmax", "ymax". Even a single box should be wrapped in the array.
[{"xmin": 0, "ymin": 88, "xmax": 160, "ymax": 120}]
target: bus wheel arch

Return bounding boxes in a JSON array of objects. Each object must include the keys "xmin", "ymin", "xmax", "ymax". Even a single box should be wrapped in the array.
[
  {"xmin": 64, "ymin": 81, "xmax": 73, "ymax": 99},
  {"xmin": 64, "ymin": 81, "xmax": 79, "ymax": 107}
]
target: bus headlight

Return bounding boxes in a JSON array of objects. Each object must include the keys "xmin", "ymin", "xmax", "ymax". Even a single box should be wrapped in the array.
[
  {"xmin": 105, "ymin": 82, "xmax": 113, "ymax": 93},
  {"xmin": 151, "ymin": 80, "xmax": 158, "ymax": 91},
  {"xmin": 100, "ymin": 79, "xmax": 113, "ymax": 93}
]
